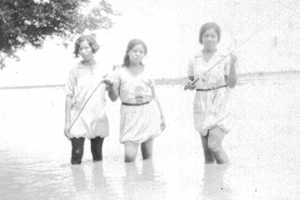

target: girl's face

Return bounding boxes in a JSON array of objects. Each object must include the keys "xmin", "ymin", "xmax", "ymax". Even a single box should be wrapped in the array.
[
  {"xmin": 202, "ymin": 28, "xmax": 219, "ymax": 51},
  {"xmin": 79, "ymin": 40, "xmax": 93, "ymax": 61},
  {"xmin": 128, "ymin": 44, "xmax": 146, "ymax": 65}
]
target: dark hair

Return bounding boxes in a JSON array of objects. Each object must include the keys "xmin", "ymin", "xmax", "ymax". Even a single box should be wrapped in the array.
[
  {"xmin": 123, "ymin": 39, "xmax": 148, "ymax": 67},
  {"xmin": 199, "ymin": 22, "xmax": 221, "ymax": 44},
  {"xmin": 74, "ymin": 34, "xmax": 99, "ymax": 57}
]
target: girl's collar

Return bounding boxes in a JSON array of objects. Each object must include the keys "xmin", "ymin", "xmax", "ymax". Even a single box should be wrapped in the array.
[
  {"xmin": 125, "ymin": 64, "xmax": 144, "ymax": 76},
  {"xmin": 202, "ymin": 48, "xmax": 217, "ymax": 54},
  {"xmin": 201, "ymin": 49, "xmax": 219, "ymax": 63},
  {"xmin": 80, "ymin": 59, "xmax": 96, "ymax": 66},
  {"xmin": 78, "ymin": 60, "xmax": 98, "ymax": 73}
]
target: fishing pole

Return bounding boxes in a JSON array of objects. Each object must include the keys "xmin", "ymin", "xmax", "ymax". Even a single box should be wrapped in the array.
[{"xmin": 68, "ymin": 78, "xmax": 108, "ymax": 131}]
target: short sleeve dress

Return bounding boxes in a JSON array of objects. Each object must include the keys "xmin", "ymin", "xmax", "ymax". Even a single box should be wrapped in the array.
[
  {"xmin": 65, "ymin": 63, "xmax": 109, "ymax": 139},
  {"xmin": 110, "ymin": 66, "xmax": 161, "ymax": 144},
  {"xmin": 188, "ymin": 51, "xmax": 233, "ymax": 136}
]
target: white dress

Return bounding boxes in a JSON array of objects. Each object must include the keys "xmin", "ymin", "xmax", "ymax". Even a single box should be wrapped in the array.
[
  {"xmin": 65, "ymin": 63, "xmax": 109, "ymax": 139},
  {"xmin": 188, "ymin": 51, "xmax": 234, "ymax": 136},
  {"xmin": 111, "ymin": 66, "xmax": 161, "ymax": 144}
]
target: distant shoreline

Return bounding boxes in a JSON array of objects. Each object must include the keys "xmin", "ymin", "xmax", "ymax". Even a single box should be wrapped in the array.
[
  {"xmin": 1, "ymin": 70, "xmax": 300, "ymax": 90},
  {"xmin": 155, "ymin": 70, "xmax": 300, "ymax": 85}
]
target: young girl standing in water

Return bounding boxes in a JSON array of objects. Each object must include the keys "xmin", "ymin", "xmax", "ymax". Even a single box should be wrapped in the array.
[
  {"xmin": 107, "ymin": 39, "xmax": 166, "ymax": 162},
  {"xmin": 64, "ymin": 35, "xmax": 115, "ymax": 165},
  {"xmin": 185, "ymin": 22, "xmax": 237, "ymax": 164}
]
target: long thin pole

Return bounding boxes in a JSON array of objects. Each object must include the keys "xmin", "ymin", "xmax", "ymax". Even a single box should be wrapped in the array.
[{"xmin": 69, "ymin": 80, "xmax": 105, "ymax": 131}]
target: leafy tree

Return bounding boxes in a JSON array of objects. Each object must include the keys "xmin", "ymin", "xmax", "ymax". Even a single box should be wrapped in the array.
[{"xmin": 0, "ymin": 0, "xmax": 115, "ymax": 68}]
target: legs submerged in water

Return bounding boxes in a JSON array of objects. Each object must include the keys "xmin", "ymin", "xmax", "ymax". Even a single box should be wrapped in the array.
[
  {"xmin": 141, "ymin": 138, "xmax": 153, "ymax": 160},
  {"xmin": 124, "ymin": 142, "xmax": 139, "ymax": 163},
  {"xmin": 201, "ymin": 133, "xmax": 216, "ymax": 164},
  {"xmin": 207, "ymin": 126, "xmax": 229, "ymax": 164},
  {"xmin": 71, "ymin": 137, "xmax": 85, "ymax": 165},
  {"xmin": 70, "ymin": 136, "xmax": 105, "ymax": 164},
  {"xmin": 90, "ymin": 136, "xmax": 104, "ymax": 162},
  {"xmin": 124, "ymin": 138, "xmax": 154, "ymax": 162}
]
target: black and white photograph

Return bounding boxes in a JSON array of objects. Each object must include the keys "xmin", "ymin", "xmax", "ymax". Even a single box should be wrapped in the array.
[{"xmin": 0, "ymin": 0, "xmax": 300, "ymax": 199}]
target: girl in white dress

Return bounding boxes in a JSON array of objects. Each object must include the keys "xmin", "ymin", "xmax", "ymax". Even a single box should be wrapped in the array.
[
  {"xmin": 185, "ymin": 22, "xmax": 237, "ymax": 164},
  {"xmin": 107, "ymin": 39, "xmax": 166, "ymax": 162},
  {"xmin": 64, "ymin": 35, "xmax": 115, "ymax": 164}
]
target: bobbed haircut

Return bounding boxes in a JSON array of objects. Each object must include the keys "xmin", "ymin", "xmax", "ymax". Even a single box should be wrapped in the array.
[
  {"xmin": 74, "ymin": 34, "xmax": 99, "ymax": 57},
  {"xmin": 199, "ymin": 22, "xmax": 221, "ymax": 44}
]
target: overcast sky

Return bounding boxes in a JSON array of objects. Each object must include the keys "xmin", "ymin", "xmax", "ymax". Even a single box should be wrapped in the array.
[{"xmin": 1, "ymin": 0, "xmax": 300, "ymax": 86}]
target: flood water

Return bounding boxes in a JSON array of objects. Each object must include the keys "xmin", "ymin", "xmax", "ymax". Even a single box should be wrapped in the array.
[{"xmin": 1, "ymin": 74, "xmax": 300, "ymax": 200}]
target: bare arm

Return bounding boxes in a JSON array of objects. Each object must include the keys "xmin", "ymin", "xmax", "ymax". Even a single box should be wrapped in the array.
[
  {"xmin": 184, "ymin": 58, "xmax": 197, "ymax": 90},
  {"xmin": 150, "ymin": 83, "xmax": 166, "ymax": 131},
  {"xmin": 104, "ymin": 66, "xmax": 122, "ymax": 102},
  {"xmin": 103, "ymin": 79, "xmax": 118, "ymax": 102},
  {"xmin": 107, "ymin": 84, "xmax": 118, "ymax": 102},
  {"xmin": 225, "ymin": 54, "xmax": 238, "ymax": 88},
  {"xmin": 64, "ymin": 95, "xmax": 72, "ymax": 138},
  {"xmin": 64, "ymin": 69, "xmax": 76, "ymax": 138}
]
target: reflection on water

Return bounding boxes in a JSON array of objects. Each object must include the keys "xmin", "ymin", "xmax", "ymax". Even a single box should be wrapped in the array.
[
  {"xmin": 66, "ymin": 159, "xmax": 166, "ymax": 200},
  {"xmin": 123, "ymin": 160, "xmax": 166, "ymax": 200},
  {"xmin": 1, "ymin": 76, "xmax": 300, "ymax": 199},
  {"xmin": 71, "ymin": 165, "xmax": 88, "ymax": 192},
  {"xmin": 202, "ymin": 164, "xmax": 231, "ymax": 200},
  {"xmin": 70, "ymin": 162, "xmax": 118, "ymax": 200}
]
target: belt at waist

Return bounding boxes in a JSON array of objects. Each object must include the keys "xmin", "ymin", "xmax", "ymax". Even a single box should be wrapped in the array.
[
  {"xmin": 121, "ymin": 101, "xmax": 151, "ymax": 106},
  {"xmin": 196, "ymin": 85, "xmax": 227, "ymax": 92}
]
